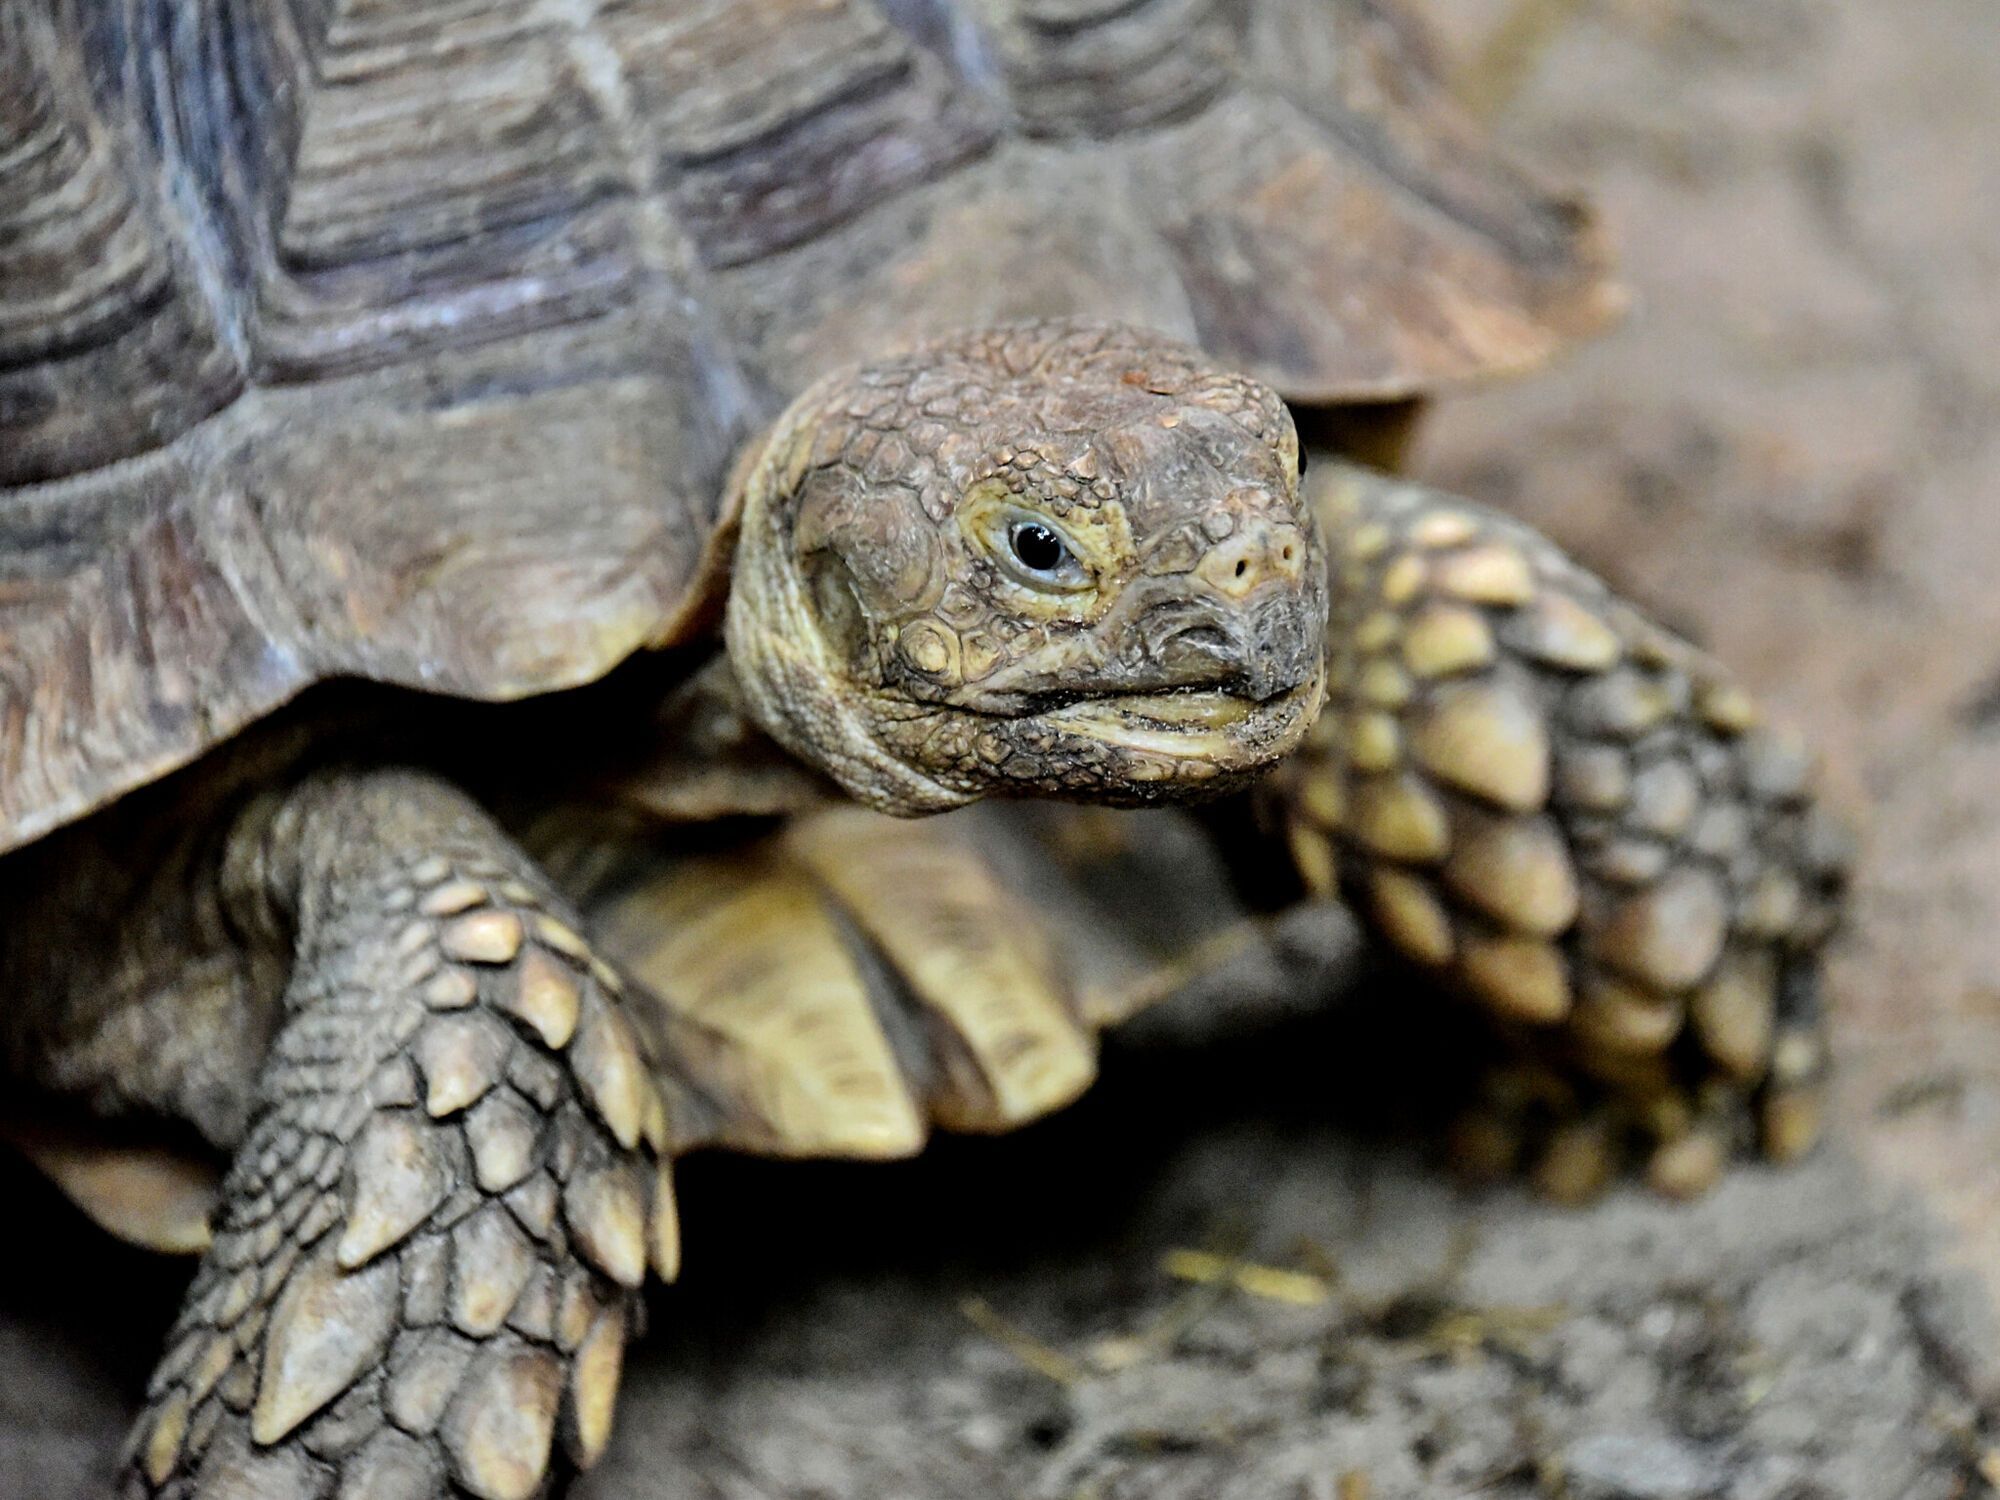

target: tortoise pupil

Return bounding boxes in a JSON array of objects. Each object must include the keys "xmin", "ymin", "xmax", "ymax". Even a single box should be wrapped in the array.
[{"xmin": 1011, "ymin": 523, "xmax": 1066, "ymax": 573}]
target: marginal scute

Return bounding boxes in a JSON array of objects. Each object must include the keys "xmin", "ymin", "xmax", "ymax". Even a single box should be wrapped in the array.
[
  {"xmin": 336, "ymin": 1429, "xmax": 443, "ymax": 1500},
  {"xmin": 1403, "ymin": 604, "xmax": 1495, "ymax": 678},
  {"xmin": 450, "ymin": 1206, "xmax": 538, "ymax": 1338},
  {"xmin": 1410, "ymin": 510, "xmax": 1478, "ymax": 548},
  {"xmin": 418, "ymin": 1013, "xmax": 509, "ymax": 1117},
  {"xmin": 464, "ymin": 1093, "xmax": 542, "ymax": 1195},
  {"xmin": 1413, "ymin": 679, "xmax": 1551, "ymax": 812},
  {"xmin": 419, "ymin": 881, "xmax": 489, "ymax": 918},
  {"xmin": 1287, "ymin": 821, "xmax": 1338, "ymax": 895},
  {"xmin": 1738, "ymin": 868, "xmax": 1803, "ymax": 938},
  {"xmin": 1347, "ymin": 712, "xmax": 1402, "ymax": 772},
  {"xmin": 1459, "ymin": 934, "xmax": 1571, "ymax": 1023},
  {"xmin": 9, "ymin": 1128, "xmax": 222, "ymax": 1254},
  {"xmin": 252, "ymin": 1254, "xmax": 399, "ymax": 1445},
  {"xmin": 1762, "ymin": 1088, "xmax": 1823, "ymax": 1163},
  {"xmin": 1555, "ymin": 744, "xmax": 1631, "ymax": 812},
  {"xmin": 1432, "ymin": 543, "xmax": 1535, "ymax": 605},
  {"xmin": 1690, "ymin": 950, "xmax": 1777, "ymax": 1078},
  {"xmin": 441, "ymin": 1345, "xmax": 565, "ymax": 1500},
  {"xmin": 1595, "ymin": 865, "xmax": 1730, "ymax": 992},
  {"xmin": 385, "ymin": 1333, "xmax": 475, "ymax": 1437},
  {"xmin": 338, "ymin": 1114, "xmax": 451, "ymax": 1269},
  {"xmin": 566, "ymin": 1305, "xmax": 626, "ymax": 1470},
  {"xmin": 1697, "ymin": 679, "xmax": 1759, "ymax": 734},
  {"xmin": 649, "ymin": 1159, "xmax": 682, "ymax": 1284},
  {"xmin": 1568, "ymin": 668, "xmax": 1677, "ymax": 739},
  {"xmin": 424, "ymin": 970, "xmax": 479, "ymax": 1011},
  {"xmin": 1351, "ymin": 773, "xmax": 1450, "ymax": 863},
  {"xmin": 1358, "ymin": 658, "xmax": 1413, "ymax": 707},
  {"xmin": 1573, "ymin": 973, "xmax": 1682, "ymax": 1054},
  {"xmin": 1506, "ymin": 591, "xmax": 1621, "ymax": 672},
  {"xmin": 503, "ymin": 949, "xmax": 582, "ymax": 1048},
  {"xmin": 562, "ymin": 1167, "xmax": 648, "ymax": 1290},
  {"xmin": 144, "ymin": 1392, "xmax": 190, "ymax": 1486},
  {"xmin": 1368, "ymin": 869, "xmax": 1455, "ymax": 965},
  {"xmin": 569, "ymin": 1005, "xmax": 649, "ymax": 1151},
  {"xmin": 1628, "ymin": 757, "xmax": 1701, "ymax": 838},
  {"xmin": 441, "ymin": 912, "xmax": 525, "ymax": 965},
  {"xmin": 1297, "ymin": 771, "xmax": 1346, "ymax": 831},
  {"xmin": 1647, "ymin": 1130, "xmax": 1728, "ymax": 1200},
  {"xmin": 1441, "ymin": 810, "xmax": 1579, "ymax": 937}
]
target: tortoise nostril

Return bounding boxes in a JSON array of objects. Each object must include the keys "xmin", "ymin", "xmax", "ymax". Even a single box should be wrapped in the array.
[{"xmin": 1198, "ymin": 521, "xmax": 1309, "ymax": 597}]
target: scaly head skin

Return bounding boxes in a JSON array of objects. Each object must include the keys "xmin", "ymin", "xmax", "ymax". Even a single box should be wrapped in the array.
[{"xmin": 725, "ymin": 321, "xmax": 1327, "ymax": 814}]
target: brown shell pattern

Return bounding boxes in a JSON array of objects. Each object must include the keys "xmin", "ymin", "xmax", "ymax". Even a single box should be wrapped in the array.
[{"xmin": 0, "ymin": 0, "xmax": 1616, "ymax": 854}]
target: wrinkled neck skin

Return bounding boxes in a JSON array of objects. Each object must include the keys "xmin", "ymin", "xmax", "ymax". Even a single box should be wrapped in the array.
[{"xmin": 723, "ymin": 320, "xmax": 1328, "ymax": 817}]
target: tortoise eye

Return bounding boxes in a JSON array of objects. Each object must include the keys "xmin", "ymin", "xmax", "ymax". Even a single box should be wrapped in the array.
[
  {"xmin": 986, "ymin": 509, "xmax": 1091, "ymax": 592},
  {"xmin": 1009, "ymin": 522, "xmax": 1069, "ymax": 575}
]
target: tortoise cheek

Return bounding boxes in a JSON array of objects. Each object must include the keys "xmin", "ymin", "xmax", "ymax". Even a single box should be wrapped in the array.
[{"xmin": 804, "ymin": 555, "xmax": 872, "ymax": 669}]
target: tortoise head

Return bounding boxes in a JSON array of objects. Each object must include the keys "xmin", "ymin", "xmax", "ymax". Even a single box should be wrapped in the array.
[{"xmin": 724, "ymin": 321, "xmax": 1327, "ymax": 814}]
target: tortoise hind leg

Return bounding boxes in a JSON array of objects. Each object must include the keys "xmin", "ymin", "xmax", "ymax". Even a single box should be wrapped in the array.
[{"xmin": 127, "ymin": 771, "xmax": 674, "ymax": 1500}]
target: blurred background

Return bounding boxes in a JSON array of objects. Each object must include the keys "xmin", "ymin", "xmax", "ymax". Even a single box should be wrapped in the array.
[{"xmin": 3, "ymin": 0, "xmax": 1996, "ymax": 1495}]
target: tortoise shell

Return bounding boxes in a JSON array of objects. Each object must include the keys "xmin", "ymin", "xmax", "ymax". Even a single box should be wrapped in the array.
[{"xmin": 0, "ymin": 0, "xmax": 1617, "ymax": 853}]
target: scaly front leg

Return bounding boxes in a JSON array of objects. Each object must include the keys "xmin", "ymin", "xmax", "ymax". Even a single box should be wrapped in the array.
[
  {"xmin": 127, "ymin": 771, "xmax": 675, "ymax": 1499},
  {"xmin": 1264, "ymin": 461, "xmax": 1851, "ymax": 1196}
]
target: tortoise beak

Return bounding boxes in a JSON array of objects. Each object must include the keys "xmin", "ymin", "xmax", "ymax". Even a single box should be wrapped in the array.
[
  {"xmin": 1037, "ymin": 666, "xmax": 1327, "ymax": 788},
  {"xmin": 1150, "ymin": 592, "xmax": 1321, "ymax": 704}
]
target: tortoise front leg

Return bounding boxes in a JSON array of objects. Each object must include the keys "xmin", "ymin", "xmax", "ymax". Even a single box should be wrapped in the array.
[
  {"xmin": 1262, "ymin": 462, "xmax": 1852, "ymax": 1195},
  {"xmin": 127, "ymin": 771, "xmax": 674, "ymax": 1500}
]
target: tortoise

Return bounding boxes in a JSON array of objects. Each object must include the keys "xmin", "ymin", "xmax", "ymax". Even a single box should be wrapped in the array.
[{"xmin": 0, "ymin": 0, "xmax": 1849, "ymax": 1495}]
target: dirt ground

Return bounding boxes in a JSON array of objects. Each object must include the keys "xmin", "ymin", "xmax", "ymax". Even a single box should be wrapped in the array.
[{"xmin": 3, "ymin": 1, "xmax": 1997, "ymax": 1496}]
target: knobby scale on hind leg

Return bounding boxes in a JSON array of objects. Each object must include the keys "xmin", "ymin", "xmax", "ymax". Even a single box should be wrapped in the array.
[
  {"xmin": 125, "ymin": 773, "xmax": 677, "ymax": 1500},
  {"xmin": 1266, "ymin": 463, "xmax": 1851, "ymax": 1195}
]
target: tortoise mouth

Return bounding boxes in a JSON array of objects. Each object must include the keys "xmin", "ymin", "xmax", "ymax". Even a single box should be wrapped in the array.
[{"xmin": 1037, "ymin": 670, "xmax": 1326, "ymax": 776}]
